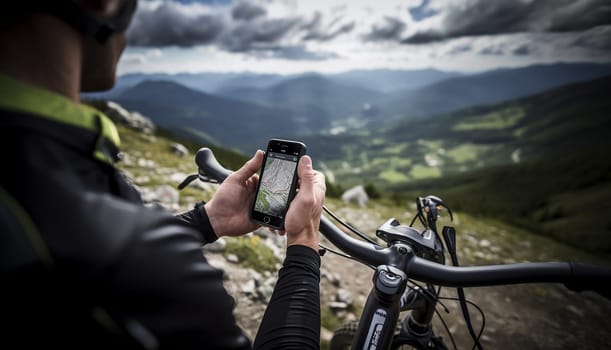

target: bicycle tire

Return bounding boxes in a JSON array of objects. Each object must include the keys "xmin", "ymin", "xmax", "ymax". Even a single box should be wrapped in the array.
[
  {"xmin": 329, "ymin": 320, "xmax": 408, "ymax": 350},
  {"xmin": 329, "ymin": 320, "xmax": 360, "ymax": 350}
]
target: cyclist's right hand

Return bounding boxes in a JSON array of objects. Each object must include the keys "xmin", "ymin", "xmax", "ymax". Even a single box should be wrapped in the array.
[{"xmin": 282, "ymin": 155, "xmax": 326, "ymax": 251}]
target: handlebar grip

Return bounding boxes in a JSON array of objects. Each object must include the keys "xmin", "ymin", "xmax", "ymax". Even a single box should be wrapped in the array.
[
  {"xmin": 195, "ymin": 148, "xmax": 233, "ymax": 183},
  {"xmin": 565, "ymin": 262, "xmax": 611, "ymax": 299}
]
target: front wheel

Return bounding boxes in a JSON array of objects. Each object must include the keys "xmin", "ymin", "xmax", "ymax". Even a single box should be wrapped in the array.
[
  {"xmin": 329, "ymin": 320, "xmax": 359, "ymax": 350},
  {"xmin": 329, "ymin": 320, "xmax": 409, "ymax": 350}
]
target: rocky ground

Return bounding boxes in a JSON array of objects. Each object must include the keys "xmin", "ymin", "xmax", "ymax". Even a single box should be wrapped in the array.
[
  {"xmin": 111, "ymin": 122, "xmax": 611, "ymax": 350},
  {"xmin": 192, "ymin": 196, "xmax": 611, "ymax": 349},
  {"xmin": 124, "ymin": 159, "xmax": 611, "ymax": 349}
]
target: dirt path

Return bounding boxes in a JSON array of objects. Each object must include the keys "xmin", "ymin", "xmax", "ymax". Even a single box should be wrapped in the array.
[
  {"xmin": 206, "ymin": 202, "xmax": 611, "ymax": 349},
  {"xmin": 320, "ymin": 240, "xmax": 611, "ymax": 349}
]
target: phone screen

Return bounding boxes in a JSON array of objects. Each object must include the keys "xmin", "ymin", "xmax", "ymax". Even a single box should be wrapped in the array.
[{"xmin": 252, "ymin": 139, "xmax": 306, "ymax": 229}]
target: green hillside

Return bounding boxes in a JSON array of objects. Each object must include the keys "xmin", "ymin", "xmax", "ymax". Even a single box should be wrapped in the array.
[
  {"xmin": 388, "ymin": 76, "xmax": 611, "ymax": 254},
  {"xmin": 307, "ymin": 75, "xmax": 611, "ymax": 188},
  {"xmin": 395, "ymin": 151, "xmax": 611, "ymax": 254}
]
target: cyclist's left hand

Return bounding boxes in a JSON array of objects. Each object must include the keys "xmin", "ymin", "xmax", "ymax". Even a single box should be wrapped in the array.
[{"xmin": 204, "ymin": 150, "xmax": 264, "ymax": 238}]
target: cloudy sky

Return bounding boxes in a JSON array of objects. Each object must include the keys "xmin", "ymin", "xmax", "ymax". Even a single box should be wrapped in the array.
[{"xmin": 119, "ymin": 0, "xmax": 611, "ymax": 75}]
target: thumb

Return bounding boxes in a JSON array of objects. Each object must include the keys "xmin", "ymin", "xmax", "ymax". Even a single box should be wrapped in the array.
[
  {"xmin": 297, "ymin": 155, "xmax": 315, "ymax": 191},
  {"xmin": 231, "ymin": 150, "xmax": 264, "ymax": 183}
]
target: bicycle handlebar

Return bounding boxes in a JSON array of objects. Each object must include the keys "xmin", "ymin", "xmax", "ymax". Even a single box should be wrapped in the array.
[
  {"xmin": 321, "ymin": 213, "xmax": 611, "ymax": 297},
  {"xmin": 196, "ymin": 148, "xmax": 233, "ymax": 183},
  {"xmin": 195, "ymin": 148, "xmax": 611, "ymax": 299}
]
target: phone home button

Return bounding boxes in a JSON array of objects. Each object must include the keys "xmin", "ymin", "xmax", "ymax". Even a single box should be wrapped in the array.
[{"xmin": 263, "ymin": 216, "xmax": 271, "ymax": 224}]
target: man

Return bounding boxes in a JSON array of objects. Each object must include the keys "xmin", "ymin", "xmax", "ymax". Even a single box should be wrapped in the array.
[{"xmin": 0, "ymin": 0, "xmax": 326, "ymax": 348}]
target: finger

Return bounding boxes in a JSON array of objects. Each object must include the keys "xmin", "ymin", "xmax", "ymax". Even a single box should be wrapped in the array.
[
  {"xmin": 296, "ymin": 155, "xmax": 316, "ymax": 194},
  {"xmin": 246, "ymin": 173, "xmax": 259, "ymax": 191},
  {"xmin": 231, "ymin": 150, "xmax": 264, "ymax": 183}
]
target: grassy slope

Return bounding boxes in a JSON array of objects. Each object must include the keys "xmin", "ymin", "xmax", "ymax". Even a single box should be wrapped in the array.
[
  {"xmin": 319, "ymin": 76, "xmax": 611, "ymax": 254},
  {"xmin": 115, "ymin": 124, "xmax": 247, "ymax": 208},
  {"xmin": 311, "ymin": 75, "xmax": 611, "ymax": 188},
  {"xmin": 395, "ymin": 152, "xmax": 611, "ymax": 254}
]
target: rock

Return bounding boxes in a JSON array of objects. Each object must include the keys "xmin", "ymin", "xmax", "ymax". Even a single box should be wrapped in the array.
[
  {"xmin": 204, "ymin": 237, "xmax": 227, "ymax": 253},
  {"xmin": 322, "ymin": 270, "xmax": 342, "ymax": 287},
  {"xmin": 479, "ymin": 239, "xmax": 491, "ymax": 248},
  {"xmin": 257, "ymin": 277, "xmax": 276, "ymax": 303},
  {"xmin": 336, "ymin": 288, "xmax": 353, "ymax": 305},
  {"xmin": 226, "ymin": 254, "xmax": 239, "ymax": 263},
  {"xmin": 249, "ymin": 269, "xmax": 263, "ymax": 283},
  {"xmin": 119, "ymin": 152, "xmax": 134, "ymax": 166},
  {"xmin": 133, "ymin": 175, "xmax": 150, "ymax": 185},
  {"xmin": 328, "ymin": 301, "xmax": 349, "ymax": 310},
  {"xmin": 241, "ymin": 279, "xmax": 256, "ymax": 295},
  {"xmin": 341, "ymin": 185, "xmax": 369, "ymax": 207},
  {"xmin": 170, "ymin": 143, "xmax": 189, "ymax": 157},
  {"xmin": 154, "ymin": 185, "xmax": 179, "ymax": 206},
  {"xmin": 103, "ymin": 101, "xmax": 155, "ymax": 134},
  {"xmin": 137, "ymin": 158, "xmax": 156, "ymax": 169},
  {"xmin": 320, "ymin": 328, "xmax": 334, "ymax": 342}
]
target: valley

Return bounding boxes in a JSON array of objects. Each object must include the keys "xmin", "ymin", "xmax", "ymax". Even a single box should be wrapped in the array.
[{"xmin": 84, "ymin": 62, "xmax": 611, "ymax": 255}]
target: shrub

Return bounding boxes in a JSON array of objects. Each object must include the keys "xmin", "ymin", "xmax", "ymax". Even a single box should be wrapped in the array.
[{"xmin": 224, "ymin": 235, "xmax": 278, "ymax": 273}]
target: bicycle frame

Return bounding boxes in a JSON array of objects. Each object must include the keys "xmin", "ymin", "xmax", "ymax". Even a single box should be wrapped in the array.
[{"xmin": 184, "ymin": 147, "xmax": 611, "ymax": 350}]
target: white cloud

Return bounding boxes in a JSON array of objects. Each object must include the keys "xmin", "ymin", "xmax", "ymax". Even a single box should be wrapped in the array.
[{"xmin": 118, "ymin": 0, "xmax": 611, "ymax": 75}]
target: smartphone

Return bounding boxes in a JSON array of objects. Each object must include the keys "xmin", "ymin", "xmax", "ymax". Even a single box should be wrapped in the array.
[{"xmin": 251, "ymin": 139, "xmax": 307, "ymax": 229}]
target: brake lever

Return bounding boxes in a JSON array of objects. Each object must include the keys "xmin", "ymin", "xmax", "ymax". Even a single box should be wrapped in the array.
[
  {"xmin": 177, "ymin": 148, "xmax": 232, "ymax": 190},
  {"xmin": 177, "ymin": 174, "xmax": 199, "ymax": 190},
  {"xmin": 419, "ymin": 195, "xmax": 453, "ymax": 231}
]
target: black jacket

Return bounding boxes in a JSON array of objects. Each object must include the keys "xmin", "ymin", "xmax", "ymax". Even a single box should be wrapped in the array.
[{"xmin": 0, "ymin": 74, "xmax": 320, "ymax": 349}]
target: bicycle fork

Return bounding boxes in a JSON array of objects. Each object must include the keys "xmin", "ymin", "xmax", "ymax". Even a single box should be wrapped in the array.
[
  {"xmin": 351, "ymin": 265, "xmax": 407, "ymax": 350},
  {"xmin": 394, "ymin": 285, "xmax": 448, "ymax": 350}
]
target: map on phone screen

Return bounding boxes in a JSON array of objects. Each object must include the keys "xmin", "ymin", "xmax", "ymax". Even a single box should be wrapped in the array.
[{"xmin": 254, "ymin": 152, "xmax": 298, "ymax": 217}]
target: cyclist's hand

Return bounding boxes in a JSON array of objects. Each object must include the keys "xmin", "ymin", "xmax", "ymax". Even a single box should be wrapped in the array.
[
  {"xmin": 283, "ymin": 155, "xmax": 326, "ymax": 251},
  {"xmin": 205, "ymin": 150, "xmax": 264, "ymax": 238}
]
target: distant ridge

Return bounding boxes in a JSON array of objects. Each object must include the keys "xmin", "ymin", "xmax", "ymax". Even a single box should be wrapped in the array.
[{"xmin": 92, "ymin": 62, "xmax": 611, "ymax": 155}]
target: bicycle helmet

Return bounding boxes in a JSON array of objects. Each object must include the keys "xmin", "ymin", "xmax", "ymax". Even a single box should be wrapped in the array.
[{"xmin": 11, "ymin": 0, "xmax": 137, "ymax": 43}]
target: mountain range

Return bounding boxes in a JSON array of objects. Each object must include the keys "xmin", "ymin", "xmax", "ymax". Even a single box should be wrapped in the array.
[
  {"xmin": 86, "ymin": 62, "xmax": 611, "ymax": 155},
  {"xmin": 83, "ymin": 62, "xmax": 611, "ymax": 254},
  {"xmin": 114, "ymin": 80, "xmax": 296, "ymax": 151}
]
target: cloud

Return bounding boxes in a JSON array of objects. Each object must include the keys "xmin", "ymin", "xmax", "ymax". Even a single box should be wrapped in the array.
[
  {"xmin": 220, "ymin": 18, "xmax": 300, "ymax": 51},
  {"xmin": 512, "ymin": 44, "xmax": 532, "ymax": 56},
  {"xmin": 123, "ymin": 0, "xmax": 611, "ymax": 72},
  {"xmin": 127, "ymin": 1, "xmax": 352, "ymax": 53},
  {"xmin": 572, "ymin": 25, "xmax": 611, "ymax": 50},
  {"xmin": 403, "ymin": 0, "xmax": 611, "ymax": 44},
  {"xmin": 128, "ymin": 1, "xmax": 300, "ymax": 49},
  {"xmin": 128, "ymin": 2, "xmax": 225, "ymax": 47},
  {"xmin": 231, "ymin": 1, "xmax": 266, "ymax": 21},
  {"xmin": 300, "ymin": 12, "xmax": 354, "ymax": 41},
  {"xmin": 251, "ymin": 45, "xmax": 340, "ymax": 61},
  {"xmin": 364, "ymin": 16, "xmax": 406, "ymax": 41}
]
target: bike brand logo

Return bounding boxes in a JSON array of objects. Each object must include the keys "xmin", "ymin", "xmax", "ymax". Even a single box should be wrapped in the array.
[{"xmin": 364, "ymin": 309, "xmax": 387, "ymax": 349}]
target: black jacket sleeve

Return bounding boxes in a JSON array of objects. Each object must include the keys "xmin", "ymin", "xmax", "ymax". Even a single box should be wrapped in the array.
[
  {"xmin": 114, "ymin": 214, "xmax": 321, "ymax": 349},
  {"xmin": 109, "ymin": 211, "xmax": 252, "ymax": 349},
  {"xmin": 253, "ymin": 245, "xmax": 321, "ymax": 349},
  {"xmin": 175, "ymin": 201, "xmax": 218, "ymax": 244}
]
